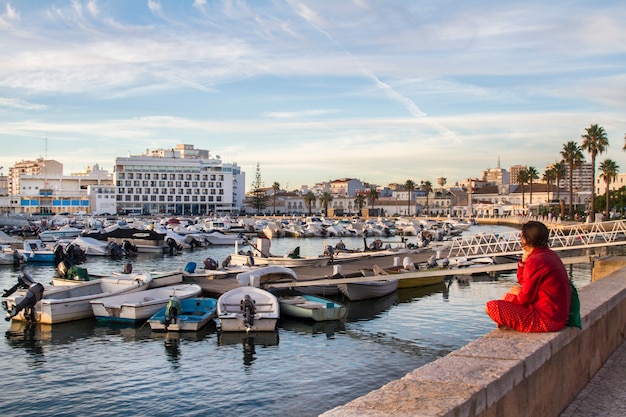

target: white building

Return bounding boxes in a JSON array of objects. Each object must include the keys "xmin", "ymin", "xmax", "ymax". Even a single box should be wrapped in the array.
[{"xmin": 114, "ymin": 144, "xmax": 245, "ymax": 216}]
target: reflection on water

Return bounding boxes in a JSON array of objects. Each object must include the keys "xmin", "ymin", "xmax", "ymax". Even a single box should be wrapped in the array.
[
  {"xmin": 344, "ymin": 291, "xmax": 399, "ymax": 322},
  {"xmin": 218, "ymin": 330, "xmax": 279, "ymax": 367},
  {"xmin": 279, "ymin": 318, "xmax": 345, "ymax": 338}
]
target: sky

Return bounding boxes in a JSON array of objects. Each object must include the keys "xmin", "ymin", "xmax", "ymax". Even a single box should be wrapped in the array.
[{"xmin": 1, "ymin": 0, "xmax": 625, "ymax": 191}]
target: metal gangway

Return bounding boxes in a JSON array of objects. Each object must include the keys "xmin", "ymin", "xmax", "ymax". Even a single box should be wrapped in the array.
[{"xmin": 446, "ymin": 219, "xmax": 626, "ymax": 259}]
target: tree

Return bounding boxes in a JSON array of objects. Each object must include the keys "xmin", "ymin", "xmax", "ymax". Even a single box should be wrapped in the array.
[
  {"xmin": 422, "ymin": 180, "xmax": 433, "ymax": 217},
  {"xmin": 354, "ymin": 194, "xmax": 367, "ymax": 214},
  {"xmin": 542, "ymin": 167, "xmax": 556, "ymax": 202},
  {"xmin": 517, "ymin": 168, "xmax": 529, "ymax": 212},
  {"xmin": 561, "ymin": 141, "xmax": 585, "ymax": 218},
  {"xmin": 527, "ymin": 166, "xmax": 539, "ymax": 204},
  {"xmin": 368, "ymin": 187, "xmax": 379, "ymax": 210},
  {"xmin": 599, "ymin": 159, "xmax": 619, "ymax": 219},
  {"xmin": 404, "ymin": 179, "xmax": 415, "ymax": 216},
  {"xmin": 319, "ymin": 192, "xmax": 333, "ymax": 216},
  {"xmin": 581, "ymin": 124, "xmax": 609, "ymax": 219},
  {"xmin": 304, "ymin": 191, "xmax": 316, "ymax": 215},
  {"xmin": 249, "ymin": 162, "xmax": 268, "ymax": 215},
  {"xmin": 553, "ymin": 160, "xmax": 567, "ymax": 203},
  {"xmin": 272, "ymin": 181, "xmax": 280, "ymax": 215}
]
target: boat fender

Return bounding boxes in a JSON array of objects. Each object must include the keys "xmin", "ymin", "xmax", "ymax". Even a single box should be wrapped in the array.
[
  {"xmin": 184, "ymin": 262, "xmax": 197, "ymax": 273},
  {"xmin": 204, "ymin": 258, "xmax": 218, "ymax": 271}
]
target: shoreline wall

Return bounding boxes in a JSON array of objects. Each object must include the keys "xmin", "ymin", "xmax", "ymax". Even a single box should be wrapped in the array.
[{"xmin": 320, "ymin": 260, "xmax": 626, "ymax": 417}]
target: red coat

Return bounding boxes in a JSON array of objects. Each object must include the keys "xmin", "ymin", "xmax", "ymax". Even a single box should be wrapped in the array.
[{"xmin": 512, "ymin": 247, "xmax": 571, "ymax": 324}]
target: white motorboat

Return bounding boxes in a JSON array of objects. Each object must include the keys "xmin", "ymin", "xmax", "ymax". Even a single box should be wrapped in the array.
[
  {"xmin": 2, "ymin": 272, "xmax": 153, "ymax": 324},
  {"xmin": 217, "ymin": 286, "xmax": 279, "ymax": 332},
  {"xmin": 0, "ymin": 245, "xmax": 26, "ymax": 265},
  {"xmin": 90, "ymin": 283, "xmax": 202, "ymax": 324},
  {"xmin": 65, "ymin": 236, "xmax": 111, "ymax": 256}
]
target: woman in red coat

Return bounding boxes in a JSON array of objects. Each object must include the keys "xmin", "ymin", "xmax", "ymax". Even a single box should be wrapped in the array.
[{"xmin": 486, "ymin": 221, "xmax": 571, "ymax": 332}]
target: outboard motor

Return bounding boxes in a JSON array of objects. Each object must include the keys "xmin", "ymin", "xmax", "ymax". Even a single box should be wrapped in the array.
[
  {"xmin": 221, "ymin": 255, "xmax": 232, "ymax": 268},
  {"xmin": 122, "ymin": 262, "xmax": 133, "ymax": 274},
  {"xmin": 109, "ymin": 242, "xmax": 124, "ymax": 260},
  {"xmin": 53, "ymin": 244, "xmax": 66, "ymax": 266},
  {"xmin": 164, "ymin": 295, "xmax": 181, "ymax": 328},
  {"xmin": 204, "ymin": 257, "xmax": 218, "ymax": 270},
  {"xmin": 12, "ymin": 249, "xmax": 24, "ymax": 265},
  {"xmin": 122, "ymin": 240, "xmax": 137, "ymax": 256},
  {"xmin": 4, "ymin": 272, "xmax": 44, "ymax": 322},
  {"xmin": 241, "ymin": 295, "xmax": 256, "ymax": 331}
]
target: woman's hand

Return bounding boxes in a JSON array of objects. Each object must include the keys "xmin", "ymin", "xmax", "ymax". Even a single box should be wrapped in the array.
[{"xmin": 507, "ymin": 284, "xmax": 521, "ymax": 297}]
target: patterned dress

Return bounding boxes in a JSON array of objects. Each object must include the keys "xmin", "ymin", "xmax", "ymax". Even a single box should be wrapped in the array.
[{"xmin": 486, "ymin": 247, "xmax": 571, "ymax": 332}]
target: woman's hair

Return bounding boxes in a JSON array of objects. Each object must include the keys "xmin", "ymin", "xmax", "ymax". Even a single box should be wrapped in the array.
[{"xmin": 521, "ymin": 221, "xmax": 550, "ymax": 248}]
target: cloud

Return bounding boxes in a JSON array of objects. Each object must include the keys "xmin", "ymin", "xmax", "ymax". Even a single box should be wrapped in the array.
[{"xmin": 0, "ymin": 97, "xmax": 46, "ymax": 110}]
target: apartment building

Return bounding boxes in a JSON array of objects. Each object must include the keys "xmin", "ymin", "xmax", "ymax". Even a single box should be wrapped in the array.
[{"xmin": 114, "ymin": 144, "xmax": 245, "ymax": 216}]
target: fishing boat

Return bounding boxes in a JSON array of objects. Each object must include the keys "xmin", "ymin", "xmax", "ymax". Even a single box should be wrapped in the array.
[
  {"xmin": 147, "ymin": 297, "xmax": 218, "ymax": 332},
  {"xmin": 90, "ymin": 283, "xmax": 202, "ymax": 324},
  {"xmin": 53, "ymin": 263, "xmax": 182, "ymax": 289},
  {"xmin": 2, "ymin": 272, "xmax": 153, "ymax": 324},
  {"xmin": 18, "ymin": 239, "xmax": 56, "ymax": 263},
  {"xmin": 269, "ymin": 287, "xmax": 347, "ymax": 322}
]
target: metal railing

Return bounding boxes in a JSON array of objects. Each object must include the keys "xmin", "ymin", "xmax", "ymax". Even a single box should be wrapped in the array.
[{"xmin": 446, "ymin": 220, "xmax": 626, "ymax": 258}]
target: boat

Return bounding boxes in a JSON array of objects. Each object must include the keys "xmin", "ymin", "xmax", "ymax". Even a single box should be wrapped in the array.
[
  {"xmin": 147, "ymin": 297, "xmax": 218, "ymax": 332},
  {"xmin": 65, "ymin": 236, "xmax": 111, "ymax": 256},
  {"xmin": 53, "ymin": 264, "xmax": 182, "ymax": 289},
  {"xmin": 81, "ymin": 225, "xmax": 169, "ymax": 253},
  {"xmin": 90, "ymin": 283, "xmax": 202, "ymax": 324},
  {"xmin": 0, "ymin": 245, "xmax": 26, "ymax": 265},
  {"xmin": 229, "ymin": 238, "xmax": 331, "ymax": 268},
  {"xmin": 203, "ymin": 230, "xmax": 249, "ymax": 246},
  {"xmin": 269, "ymin": 287, "xmax": 347, "ymax": 322},
  {"xmin": 2, "ymin": 271, "xmax": 153, "ymax": 324},
  {"xmin": 217, "ymin": 268, "xmax": 282, "ymax": 332},
  {"xmin": 38, "ymin": 226, "xmax": 82, "ymax": 242},
  {"xmin": 336, "ymin": 265, "xmax": 399, "ymax": 301},
  {"xmin": 17, "ymin": 239, "xmax": 56, "ymax": 263}
]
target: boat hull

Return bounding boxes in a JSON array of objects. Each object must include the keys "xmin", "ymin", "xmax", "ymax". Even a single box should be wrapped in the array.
[
  {"xmin": 338, "ymin": 279, "xmax": 398, "ymax": 301},
  {"xmin": 229, "ymin": 253, "xmax": 330, "ymax": 268}
]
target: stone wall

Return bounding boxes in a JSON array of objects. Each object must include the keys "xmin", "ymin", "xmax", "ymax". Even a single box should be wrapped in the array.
[{"xmin": 320, "ymin": 267, "xmax": 626, "ymax": 417}]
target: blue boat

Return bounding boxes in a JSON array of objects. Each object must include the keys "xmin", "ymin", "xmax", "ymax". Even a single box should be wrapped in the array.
[
  {"xmin": 18, "ymin": 239, "xmax": 56, "ymax": 263},
  {"xmin": 147, "ymin": 297, "xmax": 218, "ymax": 332}
]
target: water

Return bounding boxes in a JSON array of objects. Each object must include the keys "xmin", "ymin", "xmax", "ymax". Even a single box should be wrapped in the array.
[{"xmin": 0, "ymin": 225, "xmax": 604, "ymax": 416}]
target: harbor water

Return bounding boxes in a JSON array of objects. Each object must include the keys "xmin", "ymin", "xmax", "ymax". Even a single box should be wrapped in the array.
[{"xmin": 0, "ymin": 225, "xmax": 604, "ymax": 416}]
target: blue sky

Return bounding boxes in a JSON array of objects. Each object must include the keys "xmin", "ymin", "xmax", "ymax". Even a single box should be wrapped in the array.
[{"xmin": 1, "ymin": 0, "xmax": 625, "ymax": 190}]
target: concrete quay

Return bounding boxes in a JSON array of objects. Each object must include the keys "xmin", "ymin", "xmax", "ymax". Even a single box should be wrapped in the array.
[{"xmin": 319, "ymin": 257, "xmax": 626, "ymax": 417}]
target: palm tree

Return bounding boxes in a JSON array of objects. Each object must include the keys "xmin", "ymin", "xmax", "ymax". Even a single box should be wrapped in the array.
[
  {"xmin": 354, "ymin": 194, "xmax": 367, "ymax": 214},
  {"xmin": 581, "ymin": 124, "xmax": 609, "ymax": 219},
  {"xmin": 553, "ymin": 160, "xmax": 567, "ymax": 203},
  {"xmin": 272, "ymin": 181, "xmax": 280, "ymax": 215},
  {"xmin": 527, "ymin": 166, "xmax": 539, "ymax": 204},
  {"xmin": 517, "ymin": 168, "xmax": 529, "ymax": 212},
  {"xmin": 422, "ymin": 180, "xmax": 433, "ymax": 217},
  {"xmin": 368, "ymin": 187, "xmax": 379, "ymax": 210},
  {"xmin": 319, "ymin": 192, "xmax": 333, "ymax": 216},
  {"xmin": 561, "ymin": 141, "xmax": 585, "ymax": 218},
  {"xmin": 404, "ymin": 179, "xmax": 415, "ymax": 216},
  {"xmin": 599, "ymin": 159, "xmax": 619, "ymax": 219},
  {"xmin": 304, "ymin": 191, "xmax": 316, "ymax": 215},
  {"xmin": 543, "ymin": 167, "xmax": 556, "ymax": 201}
]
